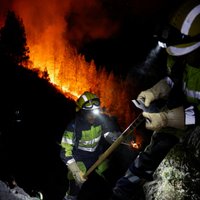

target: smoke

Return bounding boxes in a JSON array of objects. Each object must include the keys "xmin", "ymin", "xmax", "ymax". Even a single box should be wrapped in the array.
[
  {"xmin": 0, "ymin": 0, "xmax": 121, "ymax": 81},
  {"xmin": 0, "ymin": 0, "xmax": 171, "ymax": 128},
  {"xmin": 0, "ymin": 0, "xmax": 182, "ymax": 48},
  {"xmin": 0, "ymin": 0, "xmax": 118, "ymax": 48},
  {"xmin": 127, "ymin": 45, "xmax": 168, "ymax": 90},
  {"xmin": 64, "ymin": 0, "xmax": 120, "ymax": 48},
  {"xmin": 0, "ymin": 0, "xmax": 177, "ymax": 50},
  {"xmin": 0, "ymin": 0, "xmax": 13, "ymax": 26}
]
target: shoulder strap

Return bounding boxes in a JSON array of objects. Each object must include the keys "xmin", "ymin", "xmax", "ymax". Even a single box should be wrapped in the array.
[{"xmin": 72, "ymin": 120, "xmax": 80, "ymax": 149}]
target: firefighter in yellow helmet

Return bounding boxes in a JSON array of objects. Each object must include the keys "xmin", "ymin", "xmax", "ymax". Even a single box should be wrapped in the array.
[
  {"xmin": 60, "ymin": 91, "xmax": 121, "ymax": 200},
  {"xmin": 111, "ymin": 0, "xmax": 200, "ymax": 199}
]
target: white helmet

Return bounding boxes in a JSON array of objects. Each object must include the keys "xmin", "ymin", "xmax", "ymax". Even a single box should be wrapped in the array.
[
  {"xmin": 157, "ymin": 0, "xmax": 200, "ymax": 56},
  {"xmin": 76, "ymin": 91, "xmax": 100, "ymax": 112}
]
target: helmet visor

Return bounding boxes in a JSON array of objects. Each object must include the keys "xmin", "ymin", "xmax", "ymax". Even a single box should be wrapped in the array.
[{"xmin": 82, "ymin": 98, "xmax": 100, "ymax": 110}]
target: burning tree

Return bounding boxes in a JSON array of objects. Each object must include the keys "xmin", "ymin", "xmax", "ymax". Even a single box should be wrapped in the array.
[{"xmin": 0, "ymin": 6, "xmax": 141, "ymax": 144}]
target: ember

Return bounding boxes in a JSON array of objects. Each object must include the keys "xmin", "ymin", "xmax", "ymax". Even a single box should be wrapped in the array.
[{"xmin": 130, "ymin": 141, "xmax": 140, "ymax": 149}]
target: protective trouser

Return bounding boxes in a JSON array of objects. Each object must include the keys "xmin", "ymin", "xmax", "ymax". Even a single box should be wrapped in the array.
[
  {"xmin": 64, "ymin": 179, "xmax": 80, "ymax": 200},
  {"xmin": 111, "ymin": 130, "xmax": 179, "ymax": 200}
]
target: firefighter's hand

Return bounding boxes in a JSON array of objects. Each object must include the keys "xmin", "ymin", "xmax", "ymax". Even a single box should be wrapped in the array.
[
  {"xmin": 137, "ymin": 79, "xmax": 171, "ymax": 107},
  {"xmin": 137, "ymin": 90, "xmax": 155, "ymax": 107},
  {"xmin": 142, "ymin": 107, "xmax": 185, "ymax": 131},
  {"xmin": 142, "ymin": 112, "xmax": 167, "ymax": 131},
  {"xmin": 67, "ymin": 161, "xmax": 87, "ymax": 187}
]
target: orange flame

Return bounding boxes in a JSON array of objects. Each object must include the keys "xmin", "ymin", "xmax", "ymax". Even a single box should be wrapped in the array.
[
  {"xmin": 1, "ymin": 0, "xmax": 141, "ymax": 133},
  {"xmin": 130, "ymin": 141, "xmax": 140, "ymax": 149}
]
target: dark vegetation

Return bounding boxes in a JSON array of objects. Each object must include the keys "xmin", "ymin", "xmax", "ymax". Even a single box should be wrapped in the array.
[
  {"xmin": 0, "ymin": 8, "xmax": 176, "ymax": 200},
  {"xmin": 0, "ymin": 1, "xmax": 195, "ymax": 199},
  {"xmin": 0, "ymin": 10, "xmax": 75, "ymax": 200},
  {"xmin": 0, "ymin": 10, "xmax": 139, "ymax": 200}
]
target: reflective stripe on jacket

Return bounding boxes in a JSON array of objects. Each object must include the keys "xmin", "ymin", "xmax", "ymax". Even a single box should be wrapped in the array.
[
  {"xmin": 183, "ymin": 64, "xmax": 200, "ymax": 108},
  {"xmin": 166, "ymin": 55, "xmax": 200, "ymax": 126},
  {"xmin": 61, "ymin": 123, "xmax": 102, "ymax": 158},
  {"xmin": 60, "ymin": 113, "xmax": 119, "ymax": 166}
]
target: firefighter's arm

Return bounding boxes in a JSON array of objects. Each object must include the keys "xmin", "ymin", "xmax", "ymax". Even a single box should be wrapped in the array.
[
  {"xmin": 142, "ymin": 106, "xmax": 185, "ymax": 131},
  {"xmin": 67, "ymin": 159, "xmax": 86, "ymax": 186},
  {"xmin": 60, "ymin": 129, "xmax": 86, "ymax": 186},
  {"xmin": 60, "ymin": 130, "xmax": 74, "ymax": 164},
  {"xmin": 104, "ymin": 131, "xmax": 121, "ymax": 144},
  {"xmin": 137, "ymin": 78, "xmax": 172, "ymax": 107}
]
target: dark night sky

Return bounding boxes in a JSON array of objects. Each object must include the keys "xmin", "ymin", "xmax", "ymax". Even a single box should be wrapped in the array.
[
  {"xmin": 74, "ymin": 0, "xmax": 183, "ymax": 76},
  {"xmin": 0, "ymin": 0, "xmax": 183, "ymax": 77}
]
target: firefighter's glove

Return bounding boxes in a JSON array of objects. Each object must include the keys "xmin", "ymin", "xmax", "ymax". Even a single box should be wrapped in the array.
[
  {"xmin": 137, "ymin": 79, "xmax": 171, "ymax": 107},
  {"xmin": 143, "ymin": 106, "xmax": 185, "ymax": 131},
  {"xmin": 67, "ymin": 160, "xmax": 86, "ymax": 187}
]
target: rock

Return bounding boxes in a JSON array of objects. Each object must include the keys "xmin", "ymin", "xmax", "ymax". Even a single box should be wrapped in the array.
[{"xmin": 143, "ymin": 126, "xmax": 200, "ymax": 200}]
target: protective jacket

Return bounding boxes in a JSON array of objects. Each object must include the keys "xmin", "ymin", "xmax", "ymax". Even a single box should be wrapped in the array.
[
  {"xmin": 111, "ymin": 44, "xmax": 200, "ymax": 200},
  {"xmin": 166, "ymin": 54, "xmax": 200, "ymax": 128},
  {"xmin": 60, "ymin": 113, "xmax": 120, "ymax": 170},
  {"xmin": 111, "ymin": 0, "xmax": 200, "ymax": 199}
]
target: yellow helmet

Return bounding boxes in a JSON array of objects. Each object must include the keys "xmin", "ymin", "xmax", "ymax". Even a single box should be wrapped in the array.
[
  {"xmin": 76, "ymin": 91, "xmax": 100, "ymax": 112},
  {"xmin": 157, "ymin": 0, "xmax": 200, "ymax": 56}
]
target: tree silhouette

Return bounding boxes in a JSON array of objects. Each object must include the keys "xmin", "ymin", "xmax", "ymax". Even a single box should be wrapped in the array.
[
  {"xmin": 0, "ymin": 10, "xmax": 29, "ymax": 67},
  {"xmin": 0, "ymin": 10, "xmax": 30, "ymax": 139}
]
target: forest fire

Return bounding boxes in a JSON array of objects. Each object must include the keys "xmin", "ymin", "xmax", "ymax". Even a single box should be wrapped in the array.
[{"xmin": 0, "ymin": 0, "xmax": 143, "ymax": 146}]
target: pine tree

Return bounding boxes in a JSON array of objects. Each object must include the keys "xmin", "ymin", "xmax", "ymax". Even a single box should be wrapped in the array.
[{"xmin": 0, "ymin": 10, "xmax": 29, "ymax": 66}]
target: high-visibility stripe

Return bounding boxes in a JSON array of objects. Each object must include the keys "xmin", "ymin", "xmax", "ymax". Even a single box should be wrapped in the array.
[
  {"xmin": 61, "ymin": 137, "xmax": 73, "ymax": 145},
  {"xmin": 183, "ymin": 82, "xmax": 200, "ymax": 100},
  {"xmin": 78, "ymin": 146, "xmax": 98, "ymax": 152},
  {"xmin": 82, "ymin": 94, "xmax": 88, "ymax": 102},
  {"xmin": 185, "ymin": 106, "xmax": 195, "ymax": 125},
  {"xmin": 181, "ymin": 4, "xmax": 200, "ymax": 35},
  {"xmin": 79, "ymin": 135, "xmax": 101, "ymax": 146},
  {"xmin": 165, "ymin": 76, "xmax": 174, "ymax": 88}
]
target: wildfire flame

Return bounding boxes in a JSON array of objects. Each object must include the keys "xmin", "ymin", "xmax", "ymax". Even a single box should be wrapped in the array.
[
  {"xmin": 0, "ymin": 0, "xmax": 141, "ymax": 136},
  {"xmin": 130, "ymin": 141, "xmax": 140, "ymax": 149}
]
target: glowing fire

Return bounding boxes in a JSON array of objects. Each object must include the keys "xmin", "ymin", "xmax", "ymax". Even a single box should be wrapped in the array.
[
  {"xmin": 0, "ymin": 0, "xmax": 142, "ymax": 139},
  {"xmin": 130, "ymin": 141, "xmax": 140, "ymax": 149},
  {"xmin": 121, "ymin": 128, "xmax": 143, "ymax": 150}
]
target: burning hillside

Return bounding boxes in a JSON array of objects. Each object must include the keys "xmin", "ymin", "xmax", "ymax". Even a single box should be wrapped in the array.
[
  {"xmin": 0, "ymin": 0, "xmax": 144, "ymax": 139},
  {"xmin": 0, "ymin": 0, "xmax": 140, "ymax": 128}
]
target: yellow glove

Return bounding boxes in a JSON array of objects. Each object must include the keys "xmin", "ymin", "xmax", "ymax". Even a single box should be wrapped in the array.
[
  {"xmin": 137, "ymin": 79, "xmax": 171, "ymax": 107},
  {"xmin": 67, "ymin": 160, "xmax": 86, "ymax": 187},
  {"xmin": 143, "ymin": 107, "xmax": 185, "ymax": 131}
]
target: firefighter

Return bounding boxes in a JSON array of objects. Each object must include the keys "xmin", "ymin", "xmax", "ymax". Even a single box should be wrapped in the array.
[
  {"xmin": 60, "ymin": 91, "xmax": 121, "ymax": 200},
  {"xmin": 111, "ymin": 0, "xmax": 200, "ymax": 199}
]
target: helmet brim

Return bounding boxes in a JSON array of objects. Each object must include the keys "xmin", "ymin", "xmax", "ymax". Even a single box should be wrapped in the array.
[{"xmin": 166, "ymin": 41, "xmax": 200, "ymax": 56}]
